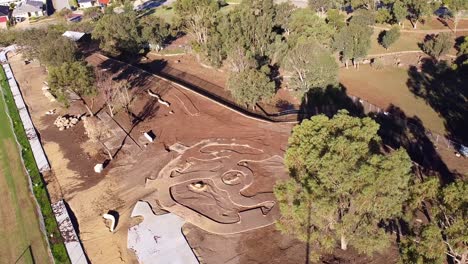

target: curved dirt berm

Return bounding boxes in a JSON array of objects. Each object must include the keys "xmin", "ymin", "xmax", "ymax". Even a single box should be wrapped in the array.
[{"xmin": 146, "ymin": 139, "xmax": 287, "ymax": 234}]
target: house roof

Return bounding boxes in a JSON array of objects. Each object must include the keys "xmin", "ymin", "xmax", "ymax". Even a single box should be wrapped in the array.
[
  {"xmin": 12, "ymin": 0, "xmax": 43, "ymax": 16},
  {"xmin": 98, "ymin": 0, "xmax": 109, "ymax": 5},
  {"xmin": 77, "ymin": 0, "xmax": 93, "ymax": 3},
  {"xmin": 62, "ymin": 31, "xmax": 85, "ymax": 41},
  {"xmin": 0, "ymin": 5, "xmax": 9, "ymax": 16},
  {"xmin": 0, "ymin": 16, "xmax": 7, "ymax": 23}
]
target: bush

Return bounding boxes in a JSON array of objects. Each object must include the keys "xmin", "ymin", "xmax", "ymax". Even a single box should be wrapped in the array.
[
  {"xmin": 421, "ymin": 33, "xmax": 454, "ymax": 59},
  {"xmin": 381, "ymin": 26, "xmax": 400, "ymax": 49},
  {"xmin": 0, "ymin": 68, "xmax": 70, "ymax": 264},
  {"xmin": 376, "ymin": 8, "xmax": 392, "ymax": 24},
  {"xmin": 371, "ymin": 57, "xmax": 384, "ymax": 70}
]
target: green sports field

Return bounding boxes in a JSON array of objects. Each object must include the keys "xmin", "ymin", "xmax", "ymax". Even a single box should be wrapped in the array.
[{"xmin": 0, "ymin": 81, "xmax": 51, "ymax": 264}]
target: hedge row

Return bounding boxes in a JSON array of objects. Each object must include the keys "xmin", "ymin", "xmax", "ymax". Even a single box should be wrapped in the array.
[{"xmin": 0, "ymin": 67, "xmax": 71, "ymax": 264}]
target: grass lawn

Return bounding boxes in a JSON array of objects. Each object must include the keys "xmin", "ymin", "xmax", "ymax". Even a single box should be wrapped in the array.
[
  {"xmin": 0, "ymin": 85, "xmax": 51, "ymax": 264},
  {"xmin": 152, "ymin": 6, "xmax": 176, "ymax": 23},
  {"xmin": 369, "ymin": 30, "xmax": 459, "ymax": 56},
  {"xmin": 369, "ymin": 30, "xmax": 422, "ymax": 55},
  {"xmin": 339, "ymin": 65, "xmax": 446, "ymax": 135}
]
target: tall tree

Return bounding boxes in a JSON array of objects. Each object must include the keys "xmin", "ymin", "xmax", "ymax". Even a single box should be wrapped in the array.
[
  {"xmin": 391, "ymin": 0, "xmax": 408, "ymax": 27},
  {"xmin": 48, "ymin": 62, "xmax": 96, "ymax": 115},
  {"xmin": 350, "ymin": 9, "xmax": 376, "ymax": 27},
  {"xmin": 333, "ymin": 22, "xmax": 373, "ymax": 68},
  {"xmin": 275, "ymin": 111, "xmax": 413, "ymax": 261},
  {"xmin": 381, "ymin": 26, "xmax": 401, "ymax": 49},
  {"xmin": 326, "ymin": 9, "xmax": 346, "ymax": 30},
  {"xmin": 92, "ymin": 12, "xmax": 142, "ymax": 55},
  {"xmin": 227, "ymin": 67, "xmax": 275, "ymax": 108},
  {"xmin": 350, "ymin": 0, "xmax": 377, "ymax": 10},
  {"xmin": 283, "ymin": 41, "xmax": 338, "ymax": 96},
  {"xmin": 140, "ymin": 16, "xmax": 172, "ymax": 51},
  {"xmin": 457, "ymin": 36, "xmax": 468, "ymax": 55},
  {"xmin": 405, "ymin": 0, "xmax": 431, "ymax": 29},
  {"xmin": 376, "ymin": 8, "xmax": 392, "ymax": 24},
  {"xmin": 274, "ymin": 1, "xmax": 296, "ymax": 36},
  {"xmin": 421, "ymin": 33, "xmax": 454, "ymax": 60},
  {"xmin": 38, "ymin": 35, "xmax": 78, "ymax": 67},
  {"xmin": 443, "ymin": 0, "xmax": 468, "ymax": 34},
  {"xmin": 401, "ymin": 178, "xmax": 468, "ymax": 264},
  {"xmin": 308, "ymin": 0, "xmax": 342, "ymax": 15},
  {"xmin": 287, "ymin": 8, "xmax": 335, "ymax": 48},
  {"xmin": 174, "ymin": 0, "xmax": 219, "ymax": 47},
  {"xmin": 216, "ymin": 0, "xmax": 278, "ymax": 69}
]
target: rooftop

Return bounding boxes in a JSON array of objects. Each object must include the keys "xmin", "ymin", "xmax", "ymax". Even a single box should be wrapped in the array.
[
  {"xmin": 62, "ymin": 31, "xmax": 85, "ymax": 41},
  {"xmin": 0, "ymin": 5, "xmax": 9, "ymax": 16},
  {"xmin": 12, "ymin": 0, "xmax": 43, "ymax": 16}
]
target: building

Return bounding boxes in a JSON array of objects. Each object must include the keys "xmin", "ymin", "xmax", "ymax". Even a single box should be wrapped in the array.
[
  {"xmin": 52, "ymin": 0, "xmax": 70, "ymax": 12},
  {"xmin": 12, "ymin": 0, "xmax": 44, "ymax": 20},
  {"xmin": 98, "ymin": 0, "xmax": 108, "ymax": 7},
  {"xmin": 0, "ymin": 0, "xmax": 19, "ymax": 6},
  {"xmin": 77, "ymin": 0, "xmax": 94, "ymax": 8},
  {"xmin": 0, "ymin": 5, "xmax": 9, "ymax": 29},
  {"xmin": 62, "ymin": 30, "xmax": 85, "ymax": 41}
]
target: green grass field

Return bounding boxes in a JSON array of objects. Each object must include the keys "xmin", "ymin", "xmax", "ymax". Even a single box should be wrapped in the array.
[
  {"xmin": 0, "ymin": 68, "xmax": 69, "ymax": 263},
  {"xmin": 152, "ymin": 5, "xmax": 176, "ymax": 23},
  {"xmin": 339, "ymin": 65, "xmax": 446, "ymax": 135},
  {"xmin": 369, "ymin": 30, "xmax": 422, "ymax": 55},
  {"xmin": 0, "ymin": 84, "xmax": 51, "ymax": 264}
]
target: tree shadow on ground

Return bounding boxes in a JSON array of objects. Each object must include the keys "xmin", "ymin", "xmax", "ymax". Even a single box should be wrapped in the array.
[
  {"xmin": 298, "ymin": 85, "xmax": 364, "ymax": 121},
  {"xmin": 99, "ymin": 59, "xmax": 157, "ymax": 92},
  {"xmin": 406, "ymin": 58, "xmax": 468, "ymax": 147},
  {"xmin": 371, "ymin": 105, "xmax": 456, "ymax": 184},
  {"xmin": 297, "ymin": 84, "xmax": 457, "ymax": 184}
]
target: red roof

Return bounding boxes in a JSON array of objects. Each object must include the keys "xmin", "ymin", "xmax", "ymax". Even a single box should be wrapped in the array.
[
  {"xmin": 0, "ymin": 16, "xmax": 8, "ymax": 23},
  {"xmin": 99, "ymin": 0, "xmax": 109, "ymax": 4}
]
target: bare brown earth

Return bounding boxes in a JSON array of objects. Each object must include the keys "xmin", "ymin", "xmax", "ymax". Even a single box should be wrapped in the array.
[
  {"xmin": 11, "ymin": 42, "xmax": 464, "ymax": 264},
  {"xmin": 8, "ymin": 47, "xmax": 407, "ymax": 264}
]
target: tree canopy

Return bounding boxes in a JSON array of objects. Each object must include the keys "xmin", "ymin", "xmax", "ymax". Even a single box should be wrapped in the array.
[
  {"xmin": 275, "ymin": 111, "xmax": 413, "ymax": 261},
  {"xmin": 174, "ymin": 0, "xmax": 219, "ymax": 47},
  {"xmin": 48, "ymin": 61, "xmax": 96, "ymax": 109},
  {"xmin": 38, "ymin": 35, "xmax": 78, "ymax": 67},
  {"xmin": 92, "ymin": 11, "xmax": 142, "ymax": 55},
  {"xmin": 283, "ymin": 41, "xmax": 338, "ymax": 95},
  {"xmin": 227, "ymin": 67, "xmax": 275, "ymax": 108},
  {"xmin": 381, "ymin": 26, "xmax": 401, "ymax": 49},
  {"xmin": 287, "ymin": 8, "xmax": 335, "ymax": 48},
  {"xmin": 401, "ymin": 177, "xmax": 468, "ymax": 264},
  {"xmin": 333, "ymin": 22, "xmax": 373, "ymax": 68},
  {"xmin": 421, "ymin": 33, "xmax": 454, "ymax": 59}
]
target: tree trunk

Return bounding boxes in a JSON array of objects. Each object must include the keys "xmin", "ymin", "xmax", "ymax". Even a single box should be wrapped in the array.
[
  {"xmin": 454, "ymin": 13, "xmax": 460, "ymax": 35},
  {"xmin": 341, "ymin": 235, "xmax": 348, "ymax": 250},
  {"xmin": 345, "ymin": 60, "xmax": 349, "ymax": 69},
  {"xmin": 413, "ymin": 20, "xmax": 418, "ymax": 29}
]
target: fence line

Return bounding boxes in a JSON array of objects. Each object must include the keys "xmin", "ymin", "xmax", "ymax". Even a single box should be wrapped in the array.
[
  {"xmin": 2, "ymin": 46, "xmax": 87, "ymax": 264},
  {"xmin": 151, "ymin": 63, "xmax": 466, "ymax": 153},
  {"xmin": 347, "ymin": 94, "xmax": 467, "ymax": 154}
]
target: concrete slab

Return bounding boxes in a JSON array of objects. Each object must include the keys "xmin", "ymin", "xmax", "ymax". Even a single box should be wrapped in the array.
[{"xmin": 128, "ymin": 201, "xmax": 199, "ymax": 264}]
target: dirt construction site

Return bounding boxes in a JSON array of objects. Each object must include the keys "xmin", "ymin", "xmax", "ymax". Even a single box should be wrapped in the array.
[{"xmin": 8, "ymin": 51, "xmax": 348, "ymax": 264}]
